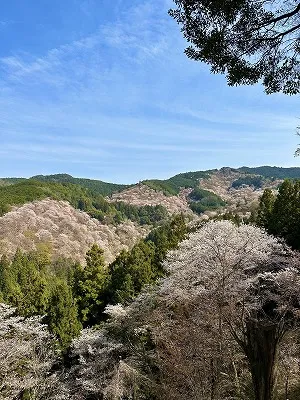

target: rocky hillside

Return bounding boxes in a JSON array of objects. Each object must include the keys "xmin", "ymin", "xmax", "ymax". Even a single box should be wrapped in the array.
[{"xmin": 0, "ymin": 199, "xmax": 149, "ymax": 264}]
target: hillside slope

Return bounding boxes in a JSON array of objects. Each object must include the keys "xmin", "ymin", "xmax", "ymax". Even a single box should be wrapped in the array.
[
  {"xmin": 110, "ymin": 183, "xmax": 193, "ymax": 214},
  {"xmin": 3, "ymin": 166, "xmax": 300, "ymax": 219},
  {"xmin": 142, "ymin": 170, "xmax": 211, "ymax": 195},
  {"xmin": 1, "ymin": 166, "xmax": 300, "ymax": 262},
  {"xmin": 0, "ymin": 179, "xmax": 169, "ymax": 226},
  {"xmin": 30, "ymin": 173, "xmax": 130, "ymax": 196},
  {"xmin": 0, "ymin": 199, "xmax": 149, "ymax": 264},
  {"xmin": 198, "ymin": 168, "xmax": 281, "ymax": 216}
]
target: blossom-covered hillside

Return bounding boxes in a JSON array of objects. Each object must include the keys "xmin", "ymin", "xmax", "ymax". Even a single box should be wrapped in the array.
[
  {"xmin": 198, "ymin": 168, "xmax": 281, "ymax": 217},
  {"xmin": 110, "ymin": 183, "xmax": 192, "ymax": 214},
  {"xmin": 1, "ymin": 166, "xmax": 300, "ymax": 264},
  {"xmin": 0, "ymin": 199, "xmax": 149, "ymax": 264}
]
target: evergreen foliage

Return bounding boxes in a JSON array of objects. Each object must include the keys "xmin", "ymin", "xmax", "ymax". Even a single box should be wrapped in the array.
[
  {"xmin": 0, "ymin": 180, "xmax": 91, "ymax": 210},
  {"xmin": 231, "ymin": 176, "xmax": 264, "ymax": 189},
  {"xmin": 74, "ymin": 244, "xmax": 109, "ymax": 326},
  {"xmin": 169, "ymin": 0, "xmax": 300, "ymax": 94},
  {"xmin": 46, "ymin": 280, "xmax": 82, "ymax": 348},
  {"xmin": 256, "ymin": 180, "xmax": 300, "ymax": 249},
  {"xmin": 0, "ymin": 249, "xmax": 82, "ymax": 348},
  {"xmin": 0, "ymin": 214, "xmax": 188, "ymax": 345},
  {"xmin": 188, "ymin": 187, "xmax": 225, "ymax": 214},
  {"xmin": 143, "ymin": 170, "xmax": 211, "ymax": 195},
  {"xmin": 108, "ymin": 214, "xmax": 188, "ymax": 305},
  {"xmin": 256, "ymin": 189, "xmax": 276, "ymax": 229},
  {"xmin": 108, "ymin": 243, "xmax": 155, "ymax": 304},
  {"xmin": 113, "ymin": 202, "xmax": 168, "ymax": 225}
]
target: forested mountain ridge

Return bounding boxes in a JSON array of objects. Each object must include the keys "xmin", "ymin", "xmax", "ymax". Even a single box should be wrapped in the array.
[
  {"xmin": 30, "ymin": 173, "xmax": 130, "ymax": 196},
  {"xmin": 2, "ymin": 166, "xmax": 300, "ymax": 221},
  {"xmin": 237, "ymin": 166, "xmax": 300, "ymax": 179},
  {"xmin": 108, "ymin": 166, "xmax": 298, "ymax": 219},
  {"xmin": 142, "ymin": 166, "xmax": 300, "ymax": 195},
  {"xmin": 3, "ymin": 165, "xmax": 299, "ymax": 196},
  {"xmin": 0, "ymin": 166, "xmax": 299, "ymax": 265}
]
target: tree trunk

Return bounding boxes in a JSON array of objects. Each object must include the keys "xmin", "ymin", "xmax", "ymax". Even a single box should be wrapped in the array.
[{"xmin": 244, "ymin": 320, "xmax": 279, "ymax": 400}]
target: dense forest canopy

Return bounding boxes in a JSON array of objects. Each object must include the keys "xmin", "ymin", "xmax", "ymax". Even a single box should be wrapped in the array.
[
  {"xmin": 188, "ymin": 187, "xmax": 226, "ymax": 214},
  {"xmin": 238, "ymin": 166, "xmax": 300, "ymax": 179},
  {"xmin": 0, "ymin": 214, "xmax": 187, "ymax": 347},
  {"xmin": 142, "ymin": 170, "xmax": 211, "ymax": 195},
  {"xmin": 231, "ymin": 175, "xmax": 264, "ymax": 189}
]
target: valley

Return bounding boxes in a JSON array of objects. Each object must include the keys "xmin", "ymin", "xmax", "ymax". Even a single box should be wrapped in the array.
[{"xmin": 0, "ymin": 166, "xmax": 297, "ymax": 264}]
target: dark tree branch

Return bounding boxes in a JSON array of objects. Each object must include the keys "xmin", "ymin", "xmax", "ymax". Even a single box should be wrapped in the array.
[
  {"xmin": 263, "ymin": 23, "xmax": 300, "ymax": 41},
  {"xmin": 266, "ymin": 3, "xmax": 300, "ymax": 25}
]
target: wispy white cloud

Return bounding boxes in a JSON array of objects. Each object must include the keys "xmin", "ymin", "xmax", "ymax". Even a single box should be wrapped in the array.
[
  {"xmin": 157, "ymin": 103, "xmax": 299, "ymax": 131},
  {"xmin": 0, "ymin": 29, "xmax": 103, "ymax": 85},
  {"xmin": 0, "ymin": 0, "xmax": 298, "ymax": 181},
  {"xmin": 0, "ymin": 0, "xmax": 177, "ymax": 87}
]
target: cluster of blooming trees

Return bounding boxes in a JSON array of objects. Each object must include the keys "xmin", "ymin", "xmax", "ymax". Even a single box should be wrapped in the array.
[
  {"xmin": 0, "ymin": 199, "xmax": 149, "ymax": 264},
  {"xmin": 1, "ymin": 211, "xmax": 300, "ymax": 399},
  {"xmin": 0, "ymin": 304, "xmax": 60, "ymax": 399},
  {"xmin": 29, "ymin": 220, "xmax": 299, "ymax": 400},
  {"xmin": 110, "ymin": 183, "xmax": 192, "ymax": 214}
]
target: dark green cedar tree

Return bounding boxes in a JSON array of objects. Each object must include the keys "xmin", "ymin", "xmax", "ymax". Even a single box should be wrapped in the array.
[{"xmin": 75, "ymin": 244, "xmax": 109, "ymax": 325}]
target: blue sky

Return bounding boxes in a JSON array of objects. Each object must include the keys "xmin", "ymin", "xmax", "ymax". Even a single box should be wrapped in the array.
[{"xmin": 0, "ymin": 0, "xmax": 299, "ymax": 183}]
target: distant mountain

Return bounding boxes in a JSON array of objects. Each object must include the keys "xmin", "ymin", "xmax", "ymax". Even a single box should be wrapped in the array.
[
  {"xmin": 1, "ymin": 166, "xmax": 300, "ymax": 219},
  {"xmin": 30, "ymin": 173, "xmax": 130, "ymax": 197},
  {"xmin": 113, "ymin": 166, "xmax": 300, "ymax": 220},
  {"xmin": 237, "ymin": 166, "xmax": 300, "ymax": 179},
  {"xmin": 141, "ymin": 166, "xmax": 300, "ymax": 195},
  {"xmin": 142, "ymin": 170, "xmax": 212, "ymax": 196},
  {"xmin": 1, "ymin": 166, "xmax": 300, "ymax": 263}
]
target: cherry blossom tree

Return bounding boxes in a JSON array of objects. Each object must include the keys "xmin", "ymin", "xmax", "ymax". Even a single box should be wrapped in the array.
[
  {"xmin": 161, "ymin": 221, "xmax": 300, "ymax": 400},
  {"xmin": 56, "ymin": 301, "xmax": 160, "ymax": 399},
  {"xmin": 0, "ymin": 303, "xmax": 59, "ymax": 399}
]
